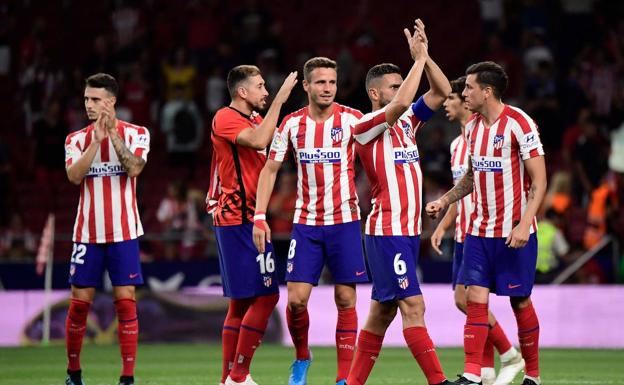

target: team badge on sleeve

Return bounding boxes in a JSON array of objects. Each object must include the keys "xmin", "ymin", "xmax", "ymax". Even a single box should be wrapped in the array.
[
  {"xmin": 271, "ymin": 131, "xmax": 288, "ymax": 151},
  {"xmin": 134, "ymin": 133, "xmax": 150, "ymax": 149},
  {"xmin": 521, "ymin": 132, "xmax": 540, "ymax": 152}
]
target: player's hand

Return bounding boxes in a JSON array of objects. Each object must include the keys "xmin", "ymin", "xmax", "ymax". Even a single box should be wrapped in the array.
[
  {"xmin": 93, "ymin": 113, "xmax": 107, "ymax": 143},
  {"xmin": 252, "ymin": 219, "xmax": 272, "ymax": 253},
  {"xmin": 506, "ymin": 222, "xmax": 530, "ymax": 248},
  {"xmin": 101, "ymin": 99, "xmax": 117, "ymax": 134},
  {"xmin": 404, "ymin": 19, "xmax": 428, "ymax": 61},
  {"xmin": 430, "ymin": 225, "xmax": 445, "ymax": 255},
  {"xmin": 414, "ymin": 19, "xmax": 429, "ymax": 52},
  {"xmin": 425, "ymin": 197, "xmax": 448, "ymax": 219},
  {"xmin": 273, "ymin": 71, "xmax": 298, "ymax": 105}
]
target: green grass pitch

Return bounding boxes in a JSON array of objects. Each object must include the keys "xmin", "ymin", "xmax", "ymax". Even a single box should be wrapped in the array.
[{"xmin": 1, "ymin": 344, "xmax": 623, "ymax": 385}]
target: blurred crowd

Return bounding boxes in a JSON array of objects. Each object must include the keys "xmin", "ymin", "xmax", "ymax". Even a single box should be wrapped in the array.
[{"xmin": 0, "ymin": 0, "xmax": 623, "ymax": 283}]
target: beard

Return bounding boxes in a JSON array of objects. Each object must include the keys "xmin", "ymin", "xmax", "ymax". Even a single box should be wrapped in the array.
[{"xmin": 250, "ymin": 98, "xmax": 267, "ymax": 112}]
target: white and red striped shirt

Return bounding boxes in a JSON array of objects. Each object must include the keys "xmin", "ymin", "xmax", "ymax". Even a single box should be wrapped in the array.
[
  {"xmin": 353, "ymin": 99, "xmax": 433, "ymax": 236},
  {"xmin": 449, "ymin": 134, "xmax": 472, "ymax": 243},
  {"xmin": 65, "ymin": 120, "xmax": 150, "ymax": 243},
  {"xmin": 466, "ymin": 105, "xmax": 545, "ymax": 238},
  {"xmin": 268, "ymin": 103, "xmax": 362, "ymax": 226}
]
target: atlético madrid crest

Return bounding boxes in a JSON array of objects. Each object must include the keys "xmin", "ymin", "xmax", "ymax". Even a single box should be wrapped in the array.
[
  {"xmin": 493, "ymin": 135, "xmax": 505, "ymax": 150},
  {"xmin": 331, "ymin": 127, "xmax": 343, "ymax": 143},
  {"xmin": 398, "ymin": 276, "xmax": 409, "ymax": 289},
  {"xmin": 263, "ymin": 276, "xmax": 272, "ymax": 287},
  {"xmin": 287, "ymin": 262, "xmax": 294, "ymax": 273}
]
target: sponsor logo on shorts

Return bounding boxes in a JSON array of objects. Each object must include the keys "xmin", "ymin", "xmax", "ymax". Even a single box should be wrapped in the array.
[
  {"xmin": 398, "ymin": 276, "xmax": 409, "ymax": 289},
  {"xmin": 287, "ymin": 262, "xmax": 294, "ymax": 273},
  {"xmin": 355, "ymin": 270, "xmax": 366, "ymax": 276},
  {"xmin": 263, "ymin": 275, "xmax": 273, "ymax": 287},
  {"xmin": 129, "ymin": 273, "xmax": 139, "ymax": 279},
  {"xmin": 507, "ymin": 283, "xmax": 522, "ymax": 289},
  {"xmin": 69, "ymin": 265, "xmax": 76, "ymax": 276},
  {"xmin": 298, "ymin": 148, "xmax": 342, "ymax": 164}
]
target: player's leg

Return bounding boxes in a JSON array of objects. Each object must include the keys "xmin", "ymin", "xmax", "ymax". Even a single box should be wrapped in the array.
[
  {"xmin": 490, "ymin": 310, "xmax": 523, "ymax": 385},
  {"xmin": 65, "ymin": 242, "xmax": 104, "ymax": 385},
  {"xmin": 323, "ymin": 221, "xmax": 368, "ymax": 383},
  {"xmin": 458, "ymin": 235, "xmax": 493, "ymax": 384},
  {"xmin": 221, "ymin": 298, "xmax": 253, "ymax": 384},
  {"xmin": 346, "ymin": 300, "xmax": 397, "ymax": 385},
  {"xmin": 108, "ymin": 239, "xmax": 143, "ymax": 385},
  {"xmin": 285, "ymin": 224, "xmax": 325, "ymax": 385}
]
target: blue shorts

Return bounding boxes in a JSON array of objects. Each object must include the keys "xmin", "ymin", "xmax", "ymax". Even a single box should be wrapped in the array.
[
  {"xmin": 364, "ymin": 235, "xmax": 422, "ymax": 302},
  {"xmin": 68, "ymin": 239, "xmax": 143, "ymax": 287},
  {"xmin": 452, "ymin": 242, "xmax": 465, "ymax": 290},
  {"xmin": 286, "ymin": 221, "xmax": 368, "ymax": 285},
  {"xmin": 460, "ymin": 234, "xmax": 538, "ymax": 297},
  {"xmin": 215, "ymin": 224, "xmax": 279, "ymax": 299}
]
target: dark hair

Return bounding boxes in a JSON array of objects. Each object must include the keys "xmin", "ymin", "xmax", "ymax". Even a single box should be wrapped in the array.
[
  {"xmin": 303, "ymin": 57, "xmax": 337, "ymax": 81},
  {"xmin": 85, "ymin": 73, "xmax": 118, "ymax": 96},
  {"xmin": 465, "ymin": 61, "xmax": 508, "ymax": 99},
  {"xmin": 226, "ymin": 65, "xmax": 262, "ymax": 98},
  {"xmin": 365, "ymin": 63, "xmax": 401, "ymax": 90},
  {"xmin": 449, "ymin": 76, "xmax": 466, "ymax": 101}
]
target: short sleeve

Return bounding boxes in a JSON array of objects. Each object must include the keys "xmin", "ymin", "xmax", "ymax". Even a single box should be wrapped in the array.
[
  {"xmin": 510, "ymin": 111, "xmax": 545, "ymax": 160},
  {"xmin": 353, "ymin": 107, "xmax": 389, "ymax": 145},
  {"xmin": 213, "ymin": 112, "xmax": 252, "ymax": 144},
  {"xmin": 65, "ymin": 134, "xmax": 82, "ymax": 167},
  {"xmin": 129, "ymin": 127, "xmax": 151, "ymax": 160},
  {"xmin": 269, "ymin": 119, "xmax": 291, "ymax": 162}
]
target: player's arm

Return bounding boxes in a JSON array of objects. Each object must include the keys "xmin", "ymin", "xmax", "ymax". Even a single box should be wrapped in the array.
[
  {"xmin": 236, "ymin": 72, "xmax": 298, "ymax": 150},
  {"xmin": 416, "ymin": 20, "xmax": 452, "ymax": 111},
  {"xmin": 425, "ymin": 160, "xmax": 474, "ymax": 219},
  {"xmin": 66, "ymin": 116, "xmax": 106, "ymax": 185},
  {"xmin": 252, "ymin": 159, "xmax": 282, "ymax": 253},
  {"xmin": 430, "ymin": 202, "xmax": 457, "ymax": 255},
  {"xmin": 506, "ymin": 155, "xmax": 547, "ymax": 248},
  {"xmin": 384, "ymin": 21, "xmax": 428, "ymax": 127}
]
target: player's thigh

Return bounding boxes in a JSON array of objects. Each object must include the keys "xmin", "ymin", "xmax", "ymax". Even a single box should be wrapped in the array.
[
  {"xmin": 215, "ymin": 224, "xmax": 279, "ymax": 299},
  {"xmin": 365, "ymin": 235, "xmax": 422, "ymax": 303},
  {"xmin": 494, "ymin": 233, "xmax": 538, "ymax": 297},
  {"xmin": 106, "ymin": 239, "xmax": 143, "ymax": 287},
  {"xmin": 68, "ymin": 242, "xmax": 105, "ymax": 287},
  {"xmin": 324, "ymin": 221, "xmax": 368, "ymax": 284},
  {"xmin": 285, "ymin": 224, "xmax": 325, "ymax": 285},
  {"xmin": 460, "ymin": 235, "xmax": 495, "ymax": 290}
]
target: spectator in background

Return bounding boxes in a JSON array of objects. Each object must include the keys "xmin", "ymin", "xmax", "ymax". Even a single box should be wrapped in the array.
[
  {"xmin": 32, "ymin": 99, "xmax": 67, "ymax": 209},
  {"xmin": 0, "ymin": 133, "xmax": 10, "ymax": 226},
  {"xmin": 160, "ymin": 84, "xmax": 204, "ymax": 170},
  {"xmin": 573, "ymin": 113, "xmax": 609, "ymax": 202},
  {"xmin": 525, "ymin": 60, "xmax": 560, "ymax": 150},
  {"xmin": 522, "ymin": 29, "xmax": 554, "ymax": 75},
  {"xmin": 0, "ymin": 213, "xmax": 36, "ymax": 261},
  {"xmin": 542, "ymin": 171, "xmax": 572, "ymax": 215},
  {"xmin": 157, "ymin": 181, "xmax": 200, "ymax": 260},
  {"xmin": 162, "ymin": 47, "xmax": 196, "ymax": 102},
  {"xmin": 205, "ymin": 67, "xmax": 227, "ymax": 114},
  {"xmin": 122, "ymin": 62, "xmax": 152, "ymax": 126},
  {"xmin": 536, "ymin": 209, "xmax": 570, "ymax": 283}
]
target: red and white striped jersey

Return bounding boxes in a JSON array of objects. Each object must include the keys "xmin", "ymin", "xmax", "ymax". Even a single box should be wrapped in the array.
[
  {"xmin": 353, "ymin": 99, "xmax": 433, "ymax": 236},
  {"xmin": 466, "ymin": 105, "xmax": 545, "ymax": 238},
  {"xmin": 65, "ymin": 120, "xmax": 150, "ymax": 244},
  {"xmin": 449, "ymin": 134, "xmax": 472, "ymax": 243},
  {"xmin": 268, "ymin": 103, "xmax": 362, "ymax": 226}
]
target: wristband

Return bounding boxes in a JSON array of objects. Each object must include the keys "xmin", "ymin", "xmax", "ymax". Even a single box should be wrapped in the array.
[{"xmin": 253, "ymin": 212, "xmax": 266, "ymax": 221}]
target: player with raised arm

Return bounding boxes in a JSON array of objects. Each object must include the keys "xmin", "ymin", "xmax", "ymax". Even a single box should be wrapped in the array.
[
  {"xmin": 430, "ymin": 76, "xmax": 524, "ymax": 385},
  {"xmin": 426, "ymin": 62, "xmax": 546, "ymax": 385},
  {"xmin": 63, "ymin": 73, "xmax": 150, "ymax": 385},
  {"xmin": 346, "ymin": 20, "xmax": 455, "ymax": 385},
  {"xmin": 209, "ymin": 65, "xmax": 298, "ymax": 385},
  {"xmin": 253, "ymin": 57, "xmax": 368, "ymax": 385}
]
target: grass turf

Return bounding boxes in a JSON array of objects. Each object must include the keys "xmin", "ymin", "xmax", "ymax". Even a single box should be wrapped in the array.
[{"xmin": 1, "ymin": 344, "xmax": 623, "ymax": 385}]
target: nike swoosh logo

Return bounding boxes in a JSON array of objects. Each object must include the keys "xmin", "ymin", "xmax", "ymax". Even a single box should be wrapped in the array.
[
  {"xmin": 129, "ymin": 273, "xmax": 139, "ymax": 279},
  {"xmin": 339, "ymin": 336, "xmax": 352, "ymax": 341},
  {"xmin": 508, "ymin": 284, "xmax": 521, "ymax": 289},
  {"xmin": 355, "ymin": 271, "xmax": 366, "ymax": 276}
]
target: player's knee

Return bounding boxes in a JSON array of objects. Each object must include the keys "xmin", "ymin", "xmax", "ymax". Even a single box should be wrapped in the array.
[
  {"xmin": 334, "ymin": 291, "xmax": 356, "ymax": 309},
  {"xmin": 113, "ymin": 285, "xmax": 136, "ymax": 301},
  {"xmin": 288, "ymin": 297, "xmax": 309, "ymax": 312},
  {"xmin": 510, "ymin": 295, "xmax": 531, "ymax": 310}
]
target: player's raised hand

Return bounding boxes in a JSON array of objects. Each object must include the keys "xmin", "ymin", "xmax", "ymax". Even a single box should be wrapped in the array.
[
  {"xmin": 93, "ymin": 113, "xmax": 107, "ymax": 143},
  {"xmin": 404, "ymin": 19, "xmax": 427, "ymax": 61},
  {"xmin": 425, "ymin": 197, "xmax": 447, "ymax": 219},
  {"xmin": 505, "ymin": 222, "xmax": 530, "ymax": 249},
  {"xmin": 101, "ymin": 98, "xmax": 117, "ymax": 134},
  {"xmin": 430, "ymin": 225, "xmax": 445, "ymax": 255},
  {"xmin": 273, "ymin": 71, "xmax": 298, "ymax": 104},
  {"xmin": 252, "ymin": 214, "xmax": 272, "ymax": 253},
  {"xmin": 414, "ymin": 19, "xmax": 428, "ymax": 48}
]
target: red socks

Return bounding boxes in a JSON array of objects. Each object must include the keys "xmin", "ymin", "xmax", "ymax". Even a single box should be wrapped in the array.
[
  {"xmin": 66, "ymin": 299, "xmax": 91, "ymax": 371},
  {"xmin": 229, "ymin": 294, "xmax": 279, "ymax": 382},
  {"xmin": 221, "ymin": 298, "xmax": 252, "ymax": 383},
  {"xmin": 488, "ymin": 321, "xmax": 512, "ymax": 354},
  {"xmin": 346, "ymin": 330, "xmax": 384, "ymax": 385},
  {"xmin": 464, "ymin": 301, "xmax": 489, "ymax": 377},
  {"xmin": 336, "ymin": 307, "xmax": 357, "ymax": 381},
  {"xmin": 404, "ymin": 327, "xmax": 446, "ymax": 385},
  {"xmin": 114, "ymin": 299, "xmax": 139, "ymax": 377},
  {"xmin": 514, "ymin": 303, "xmax": 540, "ymax": 378},
  {"xmin": 287, "ymin": 306, "xmax": 311, "ymax": 360},
  {"xmin": 481, "ymin": 340, "xmax": 495, "ymax": 368}
]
